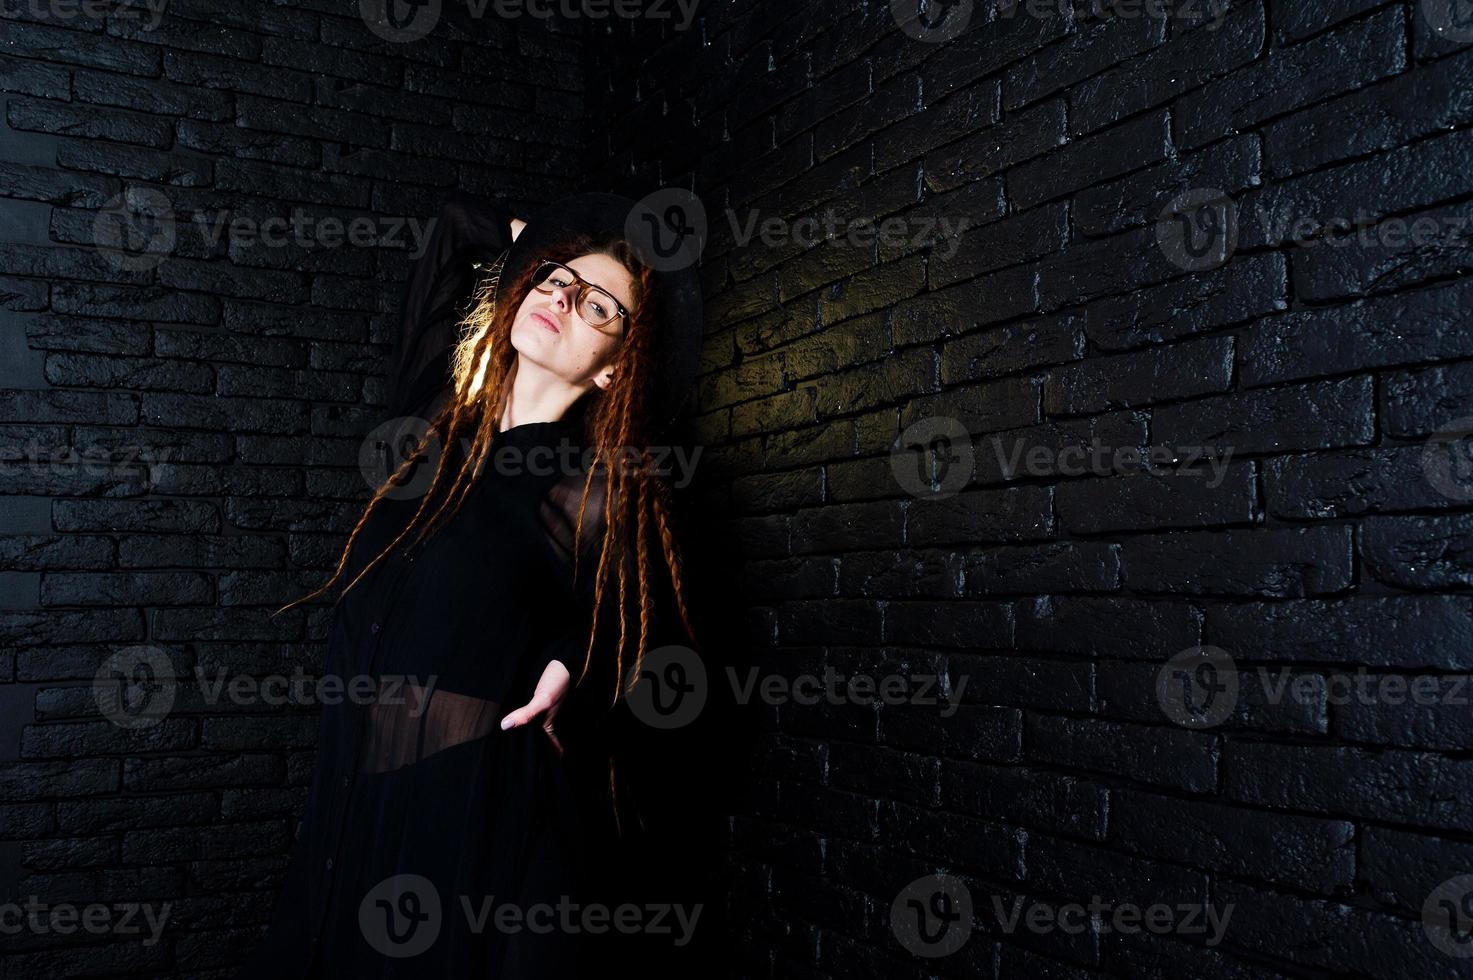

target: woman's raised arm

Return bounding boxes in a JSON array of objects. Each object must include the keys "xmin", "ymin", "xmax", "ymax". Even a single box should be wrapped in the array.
[{"xmin": 384, "ymin": 190, "xmax": 521, "ymax": 424}]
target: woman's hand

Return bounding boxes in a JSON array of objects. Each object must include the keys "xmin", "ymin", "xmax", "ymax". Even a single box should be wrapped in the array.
[{"xmin": 499, "ymin": 658, "xmax": 570, "ymax": 758}]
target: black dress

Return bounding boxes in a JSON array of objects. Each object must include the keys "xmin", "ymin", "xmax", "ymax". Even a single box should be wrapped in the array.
[{"xmin": 237, "ymin": 191, "xmax": 648, "ymax": 978}]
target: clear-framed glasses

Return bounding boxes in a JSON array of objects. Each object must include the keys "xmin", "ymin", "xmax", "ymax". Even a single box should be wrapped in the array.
[{"xmin": 530, "ymin": 259, "xmax": 629, "ymax": 333}]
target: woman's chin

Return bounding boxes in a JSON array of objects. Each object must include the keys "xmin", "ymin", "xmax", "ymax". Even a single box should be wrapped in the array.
[{"xmin": 508, "ymin": 321, "xmax": 555, "ymax": 357}]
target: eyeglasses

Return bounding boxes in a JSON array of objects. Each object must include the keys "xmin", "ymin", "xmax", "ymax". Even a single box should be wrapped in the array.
[{"xmin": 530, "ymin": 259, "xmax": 629, "ymax": 332}]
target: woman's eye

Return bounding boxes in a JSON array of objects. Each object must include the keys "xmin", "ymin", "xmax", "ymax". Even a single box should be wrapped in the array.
[{"xmin": 590, "ymin": 301, "xmax": 607, "ymax": 318}]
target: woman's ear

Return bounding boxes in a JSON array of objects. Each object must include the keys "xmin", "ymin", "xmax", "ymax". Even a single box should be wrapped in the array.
[{"xmin": 592, "ymin": 365, "xmax": 615, "ymax": 390}]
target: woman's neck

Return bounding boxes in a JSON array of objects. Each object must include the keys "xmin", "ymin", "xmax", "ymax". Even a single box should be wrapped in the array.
[{"xmin": 496, "ymin": 358, "xmax": 587, "ymax": 432}]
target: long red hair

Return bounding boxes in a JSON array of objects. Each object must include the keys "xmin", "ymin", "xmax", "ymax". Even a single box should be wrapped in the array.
[{"xmin": 272, "ymin": 230, "xmax": 698, "ymax": 708}]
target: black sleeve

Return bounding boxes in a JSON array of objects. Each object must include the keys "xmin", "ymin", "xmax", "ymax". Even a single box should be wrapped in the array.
[{"xmin": 386, "ymin": 189, "xmax": 517, "ymax": 424}]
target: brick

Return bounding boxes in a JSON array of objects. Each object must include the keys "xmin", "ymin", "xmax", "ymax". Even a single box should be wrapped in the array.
[
  {"xmin": 1010, "ymin": 111, "xmax": 1171, "ymax": 209},
  {"xmin": 1044, "ymin": 335, "xmax": 1234, "ymax": 416},
  {"xmin": 1005, "ymin": 15, "xmax": 1164, "ymax": 110},
  {"xmin": 1216, "ymin": 881, "xmax": 1451, "ymax": 976},
  {"xmin": 1096, "ymin": 659, "xmax": 1327, "ymax": 735},
  {"xmin": 964, "ymin": 541, "xmax": 1121, "ymax": 595},
  {"xmin": 883, "ymin": 600, "xmax": 1014, "ymax": 648},
  {"xmin": 923, "ymin": 98, "xmax": 1067, "ymax": 192},
  {"xmin": 1362, "ymin": 515, "xmax": 1473, "ymax": 589},
  {"xmin": 1111, "ymin": 790, "xmax": 1353, "ymax": 892},
  {"xmin": 974, "ymin": 411, "xmax": 1149, "ymax": 485},
  {"xmin": 1175, "ymin": 8, "xmax": 1404, "ymax": 151},
  {"xmin": 1381, "ymin": 357, "xmax": 1473, "ymax": 438},
  {"xmin": 1075, "ymin": 134, "xmax": 1261, "ymax": 238},
  {"xmin": 1239, "ymin": 127, "xmax": 1473, "ymax": 251},
  {"xmin": 1119, "ymin": 527, "xmax": 1354, "ymax": 597},
  {"xmin": 1017, "ymin": 597, "xmax": 1202, "ymax": 660},
  {"xmin": 1292, "ymin": 199, "xmax": 1473, "ymax": 301},
  {"xmin": 940, "ymin": 314, "xmax": 1085, "ymax": 384},
  {"xmin": 1332, "ymin": 671, "xmax": 1473, "ymax": 751},
  {"xmin": 1360, "ymin": 826, "xmax": 1473, "ymax": 914},
  {"xmin": 1225, "ymin": 741, "xmax": 1473, "ymax": 831},
  {"xmin": 1206, "ymin": 596, "xmax": 1473, "ymax": 669},
  {"xmin": 1067, "ymin": 1, "xmax": 1265, "ymax": 134},
  {"xmin": 1027, "ymin": 834, "xmax": 1207, "ymax": 908},
  {"xmin": 1054, "ymin": 463, "xmax": 1258, "ymax": 534},
  {"xmin": 878, "ymin": 799, "xmax": 1024, "ymax": 881},
  {"xmin": 948, "ymin": 653, "xmax": 1093, "ymax": 713},
  {"xmin": 1152, "ymin": 377, "xmax": 1375, "ymax": 456},
  {"xmin": 1263, "ymin": 44, "xmax": 1473, "ymax": 177},
  {"xmin": 905, "ymin": 485, "xmax": 1054, "ymax": 546},
  {"xmin": 1264, "ymin": 447, "xmax": 1458, "ymax": 518},
  {"xmin": 944, "ymin": 761, "xmax": 1108, "ymax": 840}
]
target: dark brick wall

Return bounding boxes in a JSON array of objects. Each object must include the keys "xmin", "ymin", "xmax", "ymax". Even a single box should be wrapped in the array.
[
  {"xmin": 7, "ymin": 0, "xmax": 1473, "ymax": 977},
  {"xmin": 591, "ymin": 0, "xmax": 1473, "ymax": 976},
  {"xmin": 0, "ymin": 3, "xmax": 586, "ymax": 976}
]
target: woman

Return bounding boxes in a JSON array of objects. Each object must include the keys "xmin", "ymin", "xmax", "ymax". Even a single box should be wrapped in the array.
[{"xmin": 236, "ymin": 189, "xmax": 704, "ymax": 977}]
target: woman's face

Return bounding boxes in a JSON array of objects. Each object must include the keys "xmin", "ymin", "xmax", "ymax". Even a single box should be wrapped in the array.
[{"xmin": 508, "ymin": 252, "xmax": 634, "ymax": 392}]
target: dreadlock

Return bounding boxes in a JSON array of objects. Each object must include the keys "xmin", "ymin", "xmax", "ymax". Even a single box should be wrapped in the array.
[{"xmin": 272, "ymin": 230, "xmax": 698, "ymax": 715}]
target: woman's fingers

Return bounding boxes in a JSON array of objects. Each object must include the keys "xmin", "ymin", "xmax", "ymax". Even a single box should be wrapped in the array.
[
  {"xmin": 498, "ymin": 697, "xmax": 543, "ymax": 730},
  {"xmin": 541, "ymin": 717, "xmax": 565, "ymax": 759},
  {"xmin": 499, "ymin": 697, "xmax": 565, "ymax": 758},
  {"xmin": 499, "ymin": 659, "xmax": 571, "ymax": 759}
]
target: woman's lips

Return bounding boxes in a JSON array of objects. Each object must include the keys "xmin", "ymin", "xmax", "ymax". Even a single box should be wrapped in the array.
[{"xmin": 531, "ymin": 310, "xmax": 560, "ymax": 334}]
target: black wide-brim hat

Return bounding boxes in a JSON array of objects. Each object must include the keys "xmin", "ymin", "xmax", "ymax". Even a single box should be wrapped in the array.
[{"xmin": 492, "ymin": 191, "xmax": 705, "ymax": 436}]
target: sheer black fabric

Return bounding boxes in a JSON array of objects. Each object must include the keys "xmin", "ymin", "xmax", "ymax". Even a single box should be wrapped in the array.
[
  {"xmin": 386, "ymin": 189, "xmax": 513, "ymax": 427},
  {"xmin": 237, "ymin": 191, "xmax": 664, "ymax": 978}
]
